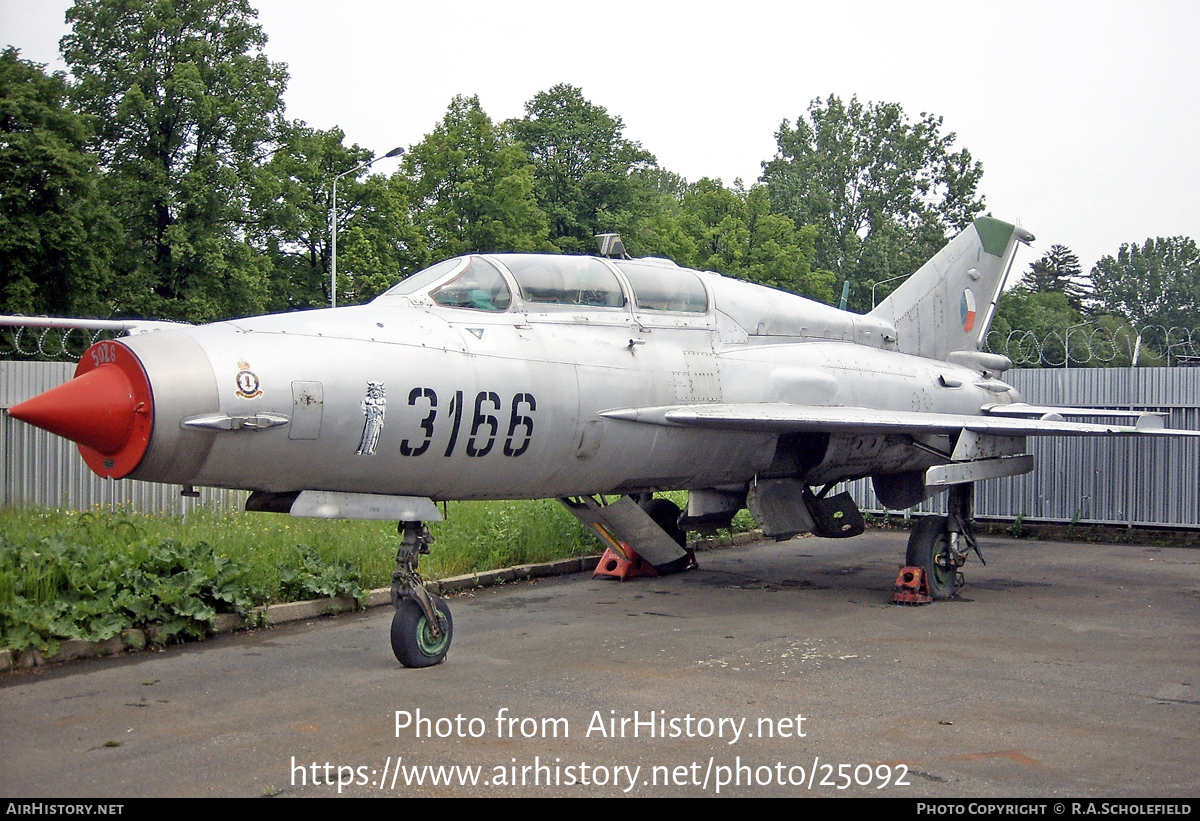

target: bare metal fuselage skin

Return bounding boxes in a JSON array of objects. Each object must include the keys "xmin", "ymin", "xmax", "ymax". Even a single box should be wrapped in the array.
[{"xmin": 117, "ymin": 269, "xmax": 1016, "ymax": 501}]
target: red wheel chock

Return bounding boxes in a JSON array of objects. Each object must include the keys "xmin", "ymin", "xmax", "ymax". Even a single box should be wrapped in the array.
[
  {"xmin": 593, "ymin": 544, "xmax": 659, "ymax": 580},
  {"xmin": 891, "ymin": 565, "xmax": 933, "ymax": 605}
]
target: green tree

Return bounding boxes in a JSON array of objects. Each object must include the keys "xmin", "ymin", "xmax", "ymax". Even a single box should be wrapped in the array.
[
  {"xmin": 0, "ymin": 48, "xmax": 116, "ymax": 317},
  {"xmin": 612, "ymin": 176, "xmax": 835, "ymax": 302},
  {"xmin": 609, "ymin": 184, "xmax": 697, "ymax": 266},
  {"xmin": 251, "ymin": 122, "xmax": 424, "ymax": 309},
  {"xmin": 761, "ymin": 95, "xmax": 985, "ymax": 311},
  {"xmin": 509, "ymin": 84, "xmax": 656, "ymax": 254},
  {"xmin": 405, "ymin": 95, "xmax": 550, "ymax": 258},
  {"xmin": 675, "ymin": 180, "xmax": 834, "ymax": 301},
  {"xmin": 61, "ymin": 0, "xmax": 288, "ymax": 321},
  {"xmin": 335, "ymin": 172, "xmax": 427, "ymax": 303},
  {"xmin": 635, "ymin": 166, "xmax": 689, "ymax": 199},
  {"xmin": 988, "ymin": 288, "xmax": 1086, "ymax": 367},
  {"xmin": 1018, "ymin": 244, "xmax": 1089, "ymax": 311},
  {"xmin": 1091, "ymin": 237, "xmax": 1200, "ymax": 332}
]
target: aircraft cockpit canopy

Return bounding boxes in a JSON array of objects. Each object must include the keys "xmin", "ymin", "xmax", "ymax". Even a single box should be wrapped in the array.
[
  {"xmin": 615, "ymin": 260, "xmax": 707, "ymax": 313},
  {"xmin": 502, "ymin": 255, "xmax": 625, "ymax": 308},
  {"xmin": 431, "ymin": 257, "xmax": 511, "ymax": 312},
  {"xmin": 377, "ymin": 254, "xmax": 709, "ymax": 314}
]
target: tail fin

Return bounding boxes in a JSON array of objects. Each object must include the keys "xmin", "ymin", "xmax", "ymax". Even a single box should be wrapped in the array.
[{"xmin": 869, "ymin": 217, "xmax": 1033, "ymax": 361}]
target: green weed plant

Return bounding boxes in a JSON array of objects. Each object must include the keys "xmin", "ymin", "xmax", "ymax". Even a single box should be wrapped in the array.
[{"xmin": 0, "ymin": 500, "xmax": 598, "ymax": 654}]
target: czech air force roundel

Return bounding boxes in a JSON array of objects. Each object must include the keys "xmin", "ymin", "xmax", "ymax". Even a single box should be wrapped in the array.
[{"xmin": 960, "ymin": 288, "xmax": 977, "ymax": 332}]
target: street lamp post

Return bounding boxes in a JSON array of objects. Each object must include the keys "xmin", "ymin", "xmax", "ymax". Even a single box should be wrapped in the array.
[{"xmin": 330, "ymin": 146, "xmax": 404, "ymax": 308}]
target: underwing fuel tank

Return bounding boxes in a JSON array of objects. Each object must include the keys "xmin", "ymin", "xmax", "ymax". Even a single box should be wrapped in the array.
[{"xmin": 9, "ymin": 332, "xmax": 220, "ymax": 483}]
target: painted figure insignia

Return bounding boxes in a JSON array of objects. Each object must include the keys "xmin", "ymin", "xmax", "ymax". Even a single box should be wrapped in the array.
[{"xmin": 356, "ymin": 381, "xmax": 386, "ymax": 456}]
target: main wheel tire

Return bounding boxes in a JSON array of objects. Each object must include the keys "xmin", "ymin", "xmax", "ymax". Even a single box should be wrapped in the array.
[
  {"xmin": 391, "ymin": 595, "xmax": 453, "ymax": 668},
  {"xmin": 905, "ymin": 516, "xmax": 958, "ymax": 600},
  {"xmin": 644, "ymin": 498, "xmax": 696, "ymax": 574},
  {"xmin": 645, "ymin": 498, "xmax": 686, "ymax": 547}
]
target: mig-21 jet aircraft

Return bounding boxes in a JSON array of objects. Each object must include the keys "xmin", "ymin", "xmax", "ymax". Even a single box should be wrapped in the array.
[{"xmin": 5, "ymin": 216, "xmax": 1196, "ymax": 667}]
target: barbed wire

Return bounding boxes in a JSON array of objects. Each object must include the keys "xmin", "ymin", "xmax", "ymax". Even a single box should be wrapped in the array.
[
  {"xmin": 0, "ymin": 326, "xmax": 120, "ymax": 362},
  {"xmin": 985, "ymin": 325, "xmax": 1200, "ymax": 367}
]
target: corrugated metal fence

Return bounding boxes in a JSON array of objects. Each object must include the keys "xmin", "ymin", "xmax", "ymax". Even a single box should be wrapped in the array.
[
  {"xmin": 0, "ymin": 361, "xmax": 246, "ymax": 514},
  {"xmin": 2, "ymin": 361, "xmax": 1198, "ymax": 527}
]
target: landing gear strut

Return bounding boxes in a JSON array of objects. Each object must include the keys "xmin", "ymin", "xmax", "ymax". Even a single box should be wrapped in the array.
[
  {"xmin": 390, "ymin": 521, "xmax": 452, "ymax": 667},
  {"xmin": 904, "ymin": 483, "xmax": 985, "ymax": 600}
]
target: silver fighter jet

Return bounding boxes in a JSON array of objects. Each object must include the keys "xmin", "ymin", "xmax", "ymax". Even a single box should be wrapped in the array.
[{"xmin": 6, "ymin": 217, "xmax": 1196, "ymax": 667}]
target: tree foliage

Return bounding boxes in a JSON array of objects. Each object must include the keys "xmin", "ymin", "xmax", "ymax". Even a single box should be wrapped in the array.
[
  {"xmin": 991, "ymin": 246, "xmax": 1096, "ymax": 367},
  {"xmin": 989, "ymin": 240, "xmax": 1200, "ymax": 368},
  {"xmin": 61, "ymin": 0, "xmax": 288, "ymax": 321},
  {"xmin": 677, "ymin": 180, "xmax": 833, "ymax": 301},
  {"xmin": 250, "ymin": 123, "xmax": 423, "ymax": 309},
  {"xmin": 0, "ymin": 48, "xmax": 116, "ymax": 317},
  {"xmin": 1017, "ymin": 244, "xmax": 1089, "ymax": 311},
  {"xmin": 250, "ymin": 123, "xmax": 359, "ymax": 309},
  {"xmin": 509, "ymin": 84, "xmax": 656, "ymax": 254},
  {"xmin": 761, "ymin": 95, "xmax": 985, "ymax": 311},
  {"xmin": 1090, "ymin": 237, "xmax": 1200, "ymax": 332},
  {"xmin": 989, "ymin": 288, "xmax": 1085, "ymax": 367},
  {"xmin": 332, "ymin": 173, "xmax": 427, "ymax": 303},
  {"xmin": 612, "ymin": 176, "xmax": 833, "ymax": 302},
  {"xmin": 405, "ymin": 95, "xmax": 549, "ymax": 259}
]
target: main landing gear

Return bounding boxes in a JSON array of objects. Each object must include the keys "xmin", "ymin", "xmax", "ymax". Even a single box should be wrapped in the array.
[
  {"xmin": 390, "ymin": 521, "xmax": 453, "ymax": 667},
  {"xmin": 903, "ymin": 483, "xmax": 985, "ymax": 600}
]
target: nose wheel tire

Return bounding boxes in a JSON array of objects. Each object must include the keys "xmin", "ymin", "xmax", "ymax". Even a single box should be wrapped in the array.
[
  {"xmin": 391, "ymin": 595, "xmax": 453, "ymax": 667},
  {"xmin": 905, "ymin": 516, "xmax": 959, "ymax": 600}
]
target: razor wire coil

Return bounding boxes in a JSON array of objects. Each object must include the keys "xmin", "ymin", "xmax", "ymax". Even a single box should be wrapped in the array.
[
  {"xmin": 985, "ymin": 325, "xmax": 1200, "ymax": 367},
  {"xmin": 0, "ymin": 325, "xmax": 119, "ymax": 361}
]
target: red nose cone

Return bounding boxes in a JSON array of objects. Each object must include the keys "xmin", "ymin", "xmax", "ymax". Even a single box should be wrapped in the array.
[
  {"xmin": 8, "ymin": 340, "xmax": 153, "ymax": 478},
  {"xmin": 11, "ymin": 365, "xmax": 136, "ymax": 452}
]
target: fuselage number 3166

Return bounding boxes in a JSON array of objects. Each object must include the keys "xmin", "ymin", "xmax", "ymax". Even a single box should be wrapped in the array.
[{"xmin": 399, "ymin": 388, "xmax": 536, "ymax": 459}]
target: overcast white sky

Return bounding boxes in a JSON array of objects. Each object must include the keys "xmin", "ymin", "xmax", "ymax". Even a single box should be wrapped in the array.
[{"xmin": 3, "ymin": 0, "xmax": 1198, "ymax": 278}]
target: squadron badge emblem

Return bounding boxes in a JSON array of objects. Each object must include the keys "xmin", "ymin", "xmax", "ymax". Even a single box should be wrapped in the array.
[{"xmin": 234, "ymin": 361, "xmax": 263, "ymax": 399}]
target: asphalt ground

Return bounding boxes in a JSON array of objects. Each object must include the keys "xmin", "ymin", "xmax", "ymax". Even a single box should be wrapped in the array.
[{"xmin": 2, "ymin": 529, "xmax": 1198, "ymax": 798}]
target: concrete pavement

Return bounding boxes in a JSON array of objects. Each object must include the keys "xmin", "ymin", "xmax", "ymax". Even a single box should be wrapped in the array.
[{"xmin": 2, "ymin": 529, "xmax": 1197, "ymax": 797}]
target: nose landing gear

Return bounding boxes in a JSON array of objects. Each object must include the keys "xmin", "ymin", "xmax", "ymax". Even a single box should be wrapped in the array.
[{"xmin": 391, "ymin": 521, "xmax": 453, "ymax": 667}]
